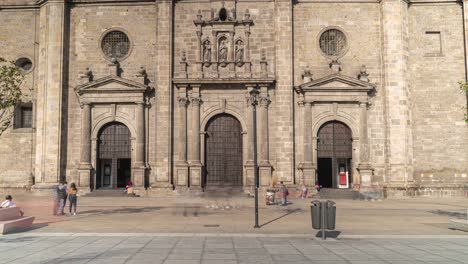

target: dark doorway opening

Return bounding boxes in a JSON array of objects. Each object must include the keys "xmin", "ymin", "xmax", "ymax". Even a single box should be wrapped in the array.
[
  {"xmin": 97, "ymin": 122, "xmax": 131, "ymax": 189},
  {"xmin": 117, "ymin": 159, "xmax": 131, "ymax": 188},
  {"xmin": 317, "ymin": 121, "xmax": 353, "ymax": 188},
  {"xmin": 204, "ymin": 114, "xmax": 243, "ymax": 188},
  {"xmin": 318, "ymin": 158, "xmax": 333, "ymax": 188}
]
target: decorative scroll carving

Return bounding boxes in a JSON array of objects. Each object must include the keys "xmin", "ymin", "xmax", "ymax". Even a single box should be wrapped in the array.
[
  {"xmin": 190, "ymin": 96, "xmax": 202, "ymax": 106},
  {"xmin": 178, "ymin": 96, "xmax": 189, "ymax": 107}
]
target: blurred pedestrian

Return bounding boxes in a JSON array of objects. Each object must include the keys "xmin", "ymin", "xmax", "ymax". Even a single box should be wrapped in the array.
[
  {"xmin": 279, "ymin": 181, "xmax": 289, "ymax": 206},
  {"xmin": 68, "ymin": 182, "xmax": 78, "ymax": 216},
  {"xmin": 57, "ymin": 180, "xmax": 68, "ymax": 215},
  {"xmin": 299, "ymin": 184, "xmax": 308, "ymax": 199},
  {"xmin": 1, "ymin": 195, "xmax": 24, "ymax": 216}
]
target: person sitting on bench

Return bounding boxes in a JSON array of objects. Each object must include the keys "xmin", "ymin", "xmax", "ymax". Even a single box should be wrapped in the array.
[{"xmin": 1, "ymin": 195, "xmax": 24, "ymax": 216}]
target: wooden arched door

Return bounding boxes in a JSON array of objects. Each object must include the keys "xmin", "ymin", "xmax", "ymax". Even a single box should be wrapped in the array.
[
  {"xmin": 97, "ymin": 122, "xmax": 131, "ymax": 189},
  {"xmin": 204, "ymin": 114, "xmax": 243, "ymax": 187},
  {"xmin": 317, "ymin": 121, "xmax": 352, "ymax": 188}
]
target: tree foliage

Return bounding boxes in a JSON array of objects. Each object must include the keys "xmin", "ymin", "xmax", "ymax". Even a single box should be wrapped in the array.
[
  {"xmin": 0, "ymin": 57, "xmax": 25, "ymax": 135},
  {"xmin": 460, "ymin": 81, "xmax": 468, "ymax": 123}
]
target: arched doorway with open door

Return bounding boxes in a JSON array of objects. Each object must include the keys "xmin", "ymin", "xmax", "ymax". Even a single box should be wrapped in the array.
[
  {"xmin": 204, "ymin": 114, "xmax": 243, "ymax": 190},
  {"xmin": 317, "ymin": 121, "xmax": 353, "ymax": 189},
  {"xmin": 96, "ymin": 122, "xmax": 132, "ymax": 189}
]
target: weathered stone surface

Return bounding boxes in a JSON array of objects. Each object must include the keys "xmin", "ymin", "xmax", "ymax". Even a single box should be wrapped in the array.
[{"xmin": 0, "ymin": 0, "xmax": 466, "ymax": 197}]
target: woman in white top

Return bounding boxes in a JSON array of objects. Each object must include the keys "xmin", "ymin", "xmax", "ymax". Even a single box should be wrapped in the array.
[{"xmin": 0, "ymin": 195, "xmax": 23, "ymax": 216}]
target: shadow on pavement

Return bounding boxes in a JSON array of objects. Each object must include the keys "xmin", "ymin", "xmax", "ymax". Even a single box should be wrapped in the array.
[
  {"xmin": 260, "ymin": 208, "xmax": 301, "ymax": 227},
  {"xmin": 79, "ymin": 206, "xmax": 163, "ymax": 215},
  {"xmin": 429, "ymin": 210, "xmax": 468, "ymax": 219},
  {"xmin": 315, "ymin": 230, "xmax": 341, "ymax": 238}
]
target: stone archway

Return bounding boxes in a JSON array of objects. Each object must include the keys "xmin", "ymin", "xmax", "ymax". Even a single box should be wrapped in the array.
[
  {"xmin": 96, "ymin": 122, "xmax": 131, "ymax": 189},
  {"xmin": 204, "ymin": 114, "xmax": 243, "ymax": 188},
  {"xmin": 317, "ymin": 121, "xmax": 353, "ymax": 189}
]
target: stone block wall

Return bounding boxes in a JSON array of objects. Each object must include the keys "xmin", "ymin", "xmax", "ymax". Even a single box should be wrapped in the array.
[
  {"xmin": 0, "ymin": 8, "xmax": 38, "ymax": 188},
  {"xmin": 408, "ymin": 3, "xmax": 468, "ymax": 187},
  {"xmin": 66, "ymin": 3, "xmax": 158, "ymax": 184},
  {"xmin": 293, "ymin": 2, "xmax": 387, "ymax": 184}
]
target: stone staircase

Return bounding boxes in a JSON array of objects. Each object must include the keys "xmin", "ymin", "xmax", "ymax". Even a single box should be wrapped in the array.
[
  {"xmin": 82, "ymin": 189, "xmax": 126, "ymax": 197},
  {"xmin": 311, "ymin": 188, "xmax": 359, "ymax": 200}
]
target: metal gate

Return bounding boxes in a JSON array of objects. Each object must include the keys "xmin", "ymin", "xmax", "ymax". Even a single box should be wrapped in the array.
[
  {"xmin": 205, "ymin": 114, "xmax": 243, "ymax": 186},
  {"xmin": 317, "ymin": 121, "xmax": 352, "ymax": 188},
  {"xmin": 97, "ymin": 122, "xmax": 131, "ymax": 188}
]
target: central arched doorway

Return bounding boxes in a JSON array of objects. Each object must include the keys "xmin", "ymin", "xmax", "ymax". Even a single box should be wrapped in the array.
[
  {"xmin": 97, "ymin": 122, "xmax": 131, "ymax": 189},
  {"xmin": 317, "ymin": 121, "xmax": 352, "ymax": 188},
  {"xmin": 204, "ymin": 114, "xmax": 243, "ymax": 188}
]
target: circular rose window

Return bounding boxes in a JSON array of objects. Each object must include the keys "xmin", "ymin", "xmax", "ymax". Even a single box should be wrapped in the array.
[
  {"xmin": 319, "ymin": 29, "xmax": 347, "ymax": 58},
  {"xmin": 101, "ymin": 30, "xmax": 131, "ymax": 60}
]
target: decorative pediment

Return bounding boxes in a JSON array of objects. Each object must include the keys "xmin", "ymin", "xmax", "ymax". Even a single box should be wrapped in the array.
[
  {"xmin": 295, "ymin": 73, "xmax": 375, "ymax": 103},
  {"xmin": 74, "ymin": 75, "xmax": 153, "ymax": 105},
  {"xmin": 75, "ymin": 75, "xmax": 149, "ymax": 95}
]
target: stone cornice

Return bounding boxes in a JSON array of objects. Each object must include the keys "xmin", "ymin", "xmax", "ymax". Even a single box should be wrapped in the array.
[{"xmin": 173, "ymin": 78, "xmax": 275, "ymax": 86}]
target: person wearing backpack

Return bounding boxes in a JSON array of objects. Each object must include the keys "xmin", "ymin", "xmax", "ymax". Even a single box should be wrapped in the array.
[{"xmin": 279, "ymin": 181, "xmax": 289, "ymax": 206}]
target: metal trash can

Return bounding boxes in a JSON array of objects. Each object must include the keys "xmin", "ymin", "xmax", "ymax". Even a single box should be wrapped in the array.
[
  {"xmin": 311, "ymin": 200, "xmax": 322, "ymax": 229},
  {"xmin": 326, "ymin": 200, "xmax": 336, "ymax": 230}
]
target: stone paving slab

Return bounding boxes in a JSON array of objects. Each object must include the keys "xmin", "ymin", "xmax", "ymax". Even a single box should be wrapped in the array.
[{"xmin": 0, "ymin": 234, "xmax": 468, "ymax": 264}]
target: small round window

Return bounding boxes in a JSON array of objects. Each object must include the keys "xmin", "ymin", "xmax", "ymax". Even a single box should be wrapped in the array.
[
  {"xmin": 101, "ymin": 30, "xmax": 130, "ymax": 60},
  {"xmin": 319, "ymin": 29, "xmax": 347, "ymax": 57},
  {"xmin": 15, "ymin": 57, "xmax": 33, "ymax": 74}
]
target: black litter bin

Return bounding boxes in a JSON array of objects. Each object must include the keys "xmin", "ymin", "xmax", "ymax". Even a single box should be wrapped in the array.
[
  {"xmin": 326, "ymin": 200, "xmax": 336, "ymax": 230},
  {"xmin": 311, "ymin": 200, "xmax": 322, "ymax": 229}
]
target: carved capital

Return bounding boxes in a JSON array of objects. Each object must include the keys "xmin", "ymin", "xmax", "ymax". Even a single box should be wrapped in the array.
[
  {"xmin": 258, "ymin": 95, "xmax": 270, "ymax": 108},
  {"xmin": 246, "ymin": 93, "xmax": 258, "ymax": 106},
  {"xmin": 178, "ymin": 96, "xmax": 189, "ymax": 107},
  {"xmin": 190, "ymin": 96, "xmax": 202, "ymax": 106}
]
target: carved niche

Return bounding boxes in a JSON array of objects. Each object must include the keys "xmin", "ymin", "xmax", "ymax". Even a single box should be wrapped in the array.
[{"xmin": 193, "ymin": 4, "xmax": 254, "ymax": 78}]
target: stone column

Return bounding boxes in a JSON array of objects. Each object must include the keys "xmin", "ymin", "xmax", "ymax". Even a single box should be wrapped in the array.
[
  {"xmin": 34, "ymin": 0, "xmax": 68, "ymax": 191},
  {"xmin": 273, "ymin": 0, "xmax": 294, "ymax": 183},
  {"xmin": 229, "ymin": 31, "xmax": 235, "ymax": 77},
  {"xmin": 357, "ymin": 102, "xmax": 375, "ymax": 197},
  {"xmin": 151, "ymin": 0, "xmax": 172, "ymax": 189},
  {"xmin": 78, "ymin": 103, "xmax": 92, "ymax": 190},
  {"xmin": 133, "ymin": 102, "xmax": 146, "ymax": 188},
  {"xmin": 258, "ymin": 85, "xmax": 272, "ymax": 186},
  {"xmin": 244, "ymin": 28, "xmax": 252, "ymax": 77},
  {"xmin": 299, "ymin": 101, "xmax": 315, "ymax": 187},
  {"xmin": 189, "ymin": 85, "xmax": 202, "ymax": 188},
  {"xmin": 175, "ymin": 85, "xmax": 189, "ymax": 188},
  {"xmin": 244, "ymin": 85, "xmax": 258, "ymax": 186},
  {"xmin": 381, "ymin": 0, "xmax": 414, "ymax": 185}
]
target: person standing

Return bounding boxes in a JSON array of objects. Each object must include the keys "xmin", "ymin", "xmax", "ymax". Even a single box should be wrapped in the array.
[
  {"xmin": 279, "ymin": 181, "xmax": 289, "ymax": 206},
  {"xmin": 68, "ymin": 183, "xmax": 78, "ymax": 216},
  {"xmin": 57, "ymin": 180, "xmax": 68, "ymax": 216}
]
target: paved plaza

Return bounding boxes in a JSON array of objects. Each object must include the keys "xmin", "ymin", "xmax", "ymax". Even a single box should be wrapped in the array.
[
  {"xmin": 1, "ymin": 234, "xmax": 468, "ymax": 264},
  {"xmin": 1, "ymin": 193, "xmax": 468, "ymax": 263}
]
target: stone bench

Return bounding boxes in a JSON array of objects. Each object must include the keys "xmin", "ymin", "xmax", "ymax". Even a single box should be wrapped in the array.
[
  {"xmin": 0, "ymin": 207, "xmax": 34, "ymax": 234},
  {"xmin": 449, "ymin": 219, "xmax": 468, "ymax": 232}
]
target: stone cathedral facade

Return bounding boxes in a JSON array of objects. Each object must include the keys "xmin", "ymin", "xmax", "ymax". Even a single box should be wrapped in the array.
[{"xmin": 0, "ymin": 0, "xmax": 467, "ymax": 198}]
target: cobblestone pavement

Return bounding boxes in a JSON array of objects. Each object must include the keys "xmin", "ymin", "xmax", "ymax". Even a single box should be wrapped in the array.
[{"xmin": 0, "ymin": 234, "xmax": 468, "ymax": 264}]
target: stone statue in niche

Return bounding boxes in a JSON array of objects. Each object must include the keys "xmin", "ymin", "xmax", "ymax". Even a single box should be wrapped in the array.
[
  {"xmin": 235, "ymin": 40, "xmax": 244, "ymax": 64},
  {"xmin": 218, "ymin": 38, "xmax": 228, "ymax": 62},
  {"xmin": 203, "ymin": 40, "xmax": 211, "ymax": 63}
]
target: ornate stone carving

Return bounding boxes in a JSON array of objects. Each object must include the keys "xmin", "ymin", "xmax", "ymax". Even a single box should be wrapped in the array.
[
  {"xmin": 358, "ymin": 65, "xmax": 370, "ymax": 82},
  {"xmin": 190, "ymin": 96, "xmax": 202, "ymax": 106},
  {"xmin": 178, "ymin": 96, "xmax": 189, "ymax": 107},
  {"xmin": 218, "ymin": 37, "xmax": 228, "ymax": 63},
  {"xmin": 302, "ymin": 65, "xmax": 313, "ymax": 83},
  {"xmin": 260, "ymin": 49, "xmax": 268, "ymax": 77},
  {"xmin": 244, "ymin": 9, "xmax": 250, "ymax": 20},
  {"xmin": 235, "ymin": 39, "xmax": 244, "ymax": 64},
  {"xmin": 259, "ymin": 95, "xmax": 271, "ymax": 108},
  {"xmin": 329, "ymin": 59, "xmax": 341, "ymax": 73},
  {"xmin": 203, "ymin": 40, "xmax": 211, "ymax": 64}
]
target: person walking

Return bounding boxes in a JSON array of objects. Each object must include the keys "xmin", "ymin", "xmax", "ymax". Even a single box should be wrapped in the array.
[
  {"xmin": 57, "ymin": 180, "xmax": 68, "ymax": 215},
  {"xmin": 299, "ymin": 184, "xmax": 308, "ymax": 199},
  {"xmin": 68, "ymin": 183, "xmax": 78, "ymax": 215},
  {"xmin": 279, "ymin": 181, "xmax": 289, "ymax": 206}
]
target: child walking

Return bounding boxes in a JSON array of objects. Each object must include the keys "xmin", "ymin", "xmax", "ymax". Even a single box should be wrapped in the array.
[{"xmin": 68, "ymin": 183, "xmax": 78, "ymax": 215}]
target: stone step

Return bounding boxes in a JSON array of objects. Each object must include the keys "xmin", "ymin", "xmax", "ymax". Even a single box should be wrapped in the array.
[
  {"xmin": 82, "ymin": 189, "xmax": 126, "ymax": 197},
  {"xmin": 311, "ymin": 188, "xmax": 359, "ymax": 200}
]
